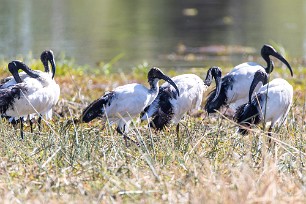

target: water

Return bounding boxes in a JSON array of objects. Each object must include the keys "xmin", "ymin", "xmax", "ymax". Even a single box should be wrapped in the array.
[{"xmin": 0, "ymin": 0, "xmax": 305, "ymax": 69}]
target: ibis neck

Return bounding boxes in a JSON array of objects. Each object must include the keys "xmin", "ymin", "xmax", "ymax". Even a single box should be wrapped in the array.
[
  {"xmin": 261, "ymin": 52, "xmax": 273, "ymax": 74},
  {"xmin": 42, "ymin": 61, "xmax": 55, "ymax": 79},
  {"xmin": 42, "ymin": 60, "xmax": 50, "ymax": 73},
  {"xmin": 8, "ymin": 61, "xmax": 40, "ymax": 83},
  {"xmin": 265, "ymin": 59, "xmax": 273, "ymax": 74},
  {"xmin": 148, "ymin": 78, "xmax": 159, "ymax": 95}
]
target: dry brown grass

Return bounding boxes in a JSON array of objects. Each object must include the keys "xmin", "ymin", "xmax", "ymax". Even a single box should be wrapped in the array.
[{"xmin": 0, "ymin": 58, "xmax": 305, "ymax": 203}]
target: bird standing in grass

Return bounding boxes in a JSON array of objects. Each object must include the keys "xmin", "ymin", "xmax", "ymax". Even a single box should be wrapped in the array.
[
  {"xmin": 0, "ymin": 50, "xmax": 59, "ymax": 130},
  {"xmin": 140, "ymin": 66, "xmax": 222, "ymax": 134},
  {"xmin": 205, "ymin": 44, "xmax": 293, "ymax": 114},
  {"xmin": 81, "ymin": 67, "xmax": 180, "ymax": 146},
  {"xmin": 0, "ymin": 60, "xmax": 60, "ymax": 138},
  {"xmin": 234, "ymin": 69, "xmax": 293, "ymax": 139}
]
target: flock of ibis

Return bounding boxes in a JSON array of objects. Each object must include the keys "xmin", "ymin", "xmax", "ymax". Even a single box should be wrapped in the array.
[{"xmin": 0, "ymin": 44, "xmax": 294, "ymax": 145}]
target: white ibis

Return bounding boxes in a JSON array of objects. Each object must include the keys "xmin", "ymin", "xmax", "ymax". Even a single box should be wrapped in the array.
[
  {"xmin": 234, "ymin": 69, "xmax": 293, "ymax": 138},
  {"xmin": 205, "ymin": 44, "xmax": 293, "ymax": 114},
  {"xmin": 0, "ymin": 60, "xmax": 60, "ymax": 138},
  {"xmin": 140, "ymin": 66, "xmax": 221, "ymax": 133},
  {"xmin": 1, "ymin": 50, "xmax": 59, "ymax": 130},
  {"xmin": 81, "ymin": 67, "xmax": 180, "ymax": 146}
]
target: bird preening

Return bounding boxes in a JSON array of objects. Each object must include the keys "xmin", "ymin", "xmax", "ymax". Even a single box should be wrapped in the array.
[{"xmin": 0, "ymin": 50, "xmax": 60, "ymax": 138}]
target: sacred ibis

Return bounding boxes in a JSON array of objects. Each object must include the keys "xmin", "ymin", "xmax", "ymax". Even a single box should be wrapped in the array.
[
  {"xmin": 0, "ymin": 60, "xmax": 60, "ymax": 138},
  {"xmin": 1, "ymin": 50, "xmax": 59, "ymax": 130},
  {"xmin": 205, "ymin": 44, "xmax": 293, "ymax": 114},
  {"xmin": 234, "ymin": 69, "xmax": 293, "ymax": 138},
  {"xmin": 140, "ymin": 66, "xmax": 221, "ymax": 133},
  {"xmin": 81, "ymin": 67, "xmax": 180, "ymax": 146}
]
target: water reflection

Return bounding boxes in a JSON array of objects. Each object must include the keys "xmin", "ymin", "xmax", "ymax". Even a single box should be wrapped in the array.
[{"xmin": 0, "ymin": 0, "xmax": 305, "ymax": 69}]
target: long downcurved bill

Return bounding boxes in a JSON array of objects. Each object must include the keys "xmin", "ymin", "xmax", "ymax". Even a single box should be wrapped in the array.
[
  {"xmin": 49, "ymin": 58, "xmax": 56, "ymax": 79},
  {"xmin": 161, "ymin": 75, "xmax": 180, "ymax": 97},
  {"xmin": 271, "ymin": 51, "xmax": 293, "ymax": 77},
  {"xmin": 211, "ymin": 73, "xmax": 221, "ymax": 102}
]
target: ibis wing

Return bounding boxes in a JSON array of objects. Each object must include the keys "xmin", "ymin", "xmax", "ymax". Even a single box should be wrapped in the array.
[
  {"xmin": 81, "ymin": 92, "xmax": 115, "ymax": 123},
  {"xmin": 0, "ymin": 86, "xmax": 21, "ymax": 114}
]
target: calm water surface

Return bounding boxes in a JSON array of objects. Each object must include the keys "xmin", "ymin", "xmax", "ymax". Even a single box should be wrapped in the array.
[{"xmin": 0, "ymin": 0, "xmax": 305, "ymax": 69}]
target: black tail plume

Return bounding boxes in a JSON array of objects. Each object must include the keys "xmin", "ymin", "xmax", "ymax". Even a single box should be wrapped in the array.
[
  {"xmin": 149, "ymin": 86, "xmax": 175, "ymax": 130},
  {"xmin": 81, "ymin": 92, "xmax": 115, "ymax": 123},
  {"xmin": 205, "ymin": 75, "xmax": 233, "ymax": 113},
  {"xmin": 234, "ymin": 94, "xmax": 262, "ymax": 135},
  {"xmin": 140, "ymin": 105, "xmax": 150, "ymax": 119},
  {"xmin": 149, "ymin": 108, "xmax": 173, "ymax": 130},
  {"xmin": 204, "ymin": 87, "xmax": 227, "ymax": 113},
  {"xmin": 0, "ymin": 87, "xmax": 21, "ymax": 114}
]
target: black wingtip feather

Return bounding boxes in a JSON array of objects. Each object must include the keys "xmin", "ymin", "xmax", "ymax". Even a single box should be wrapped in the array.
[
  {"xmin": 234, "ymin": 103, "xmax": 252, "ymax": 135},
  {"xmin": 204, "ymin": 88, "xmax": 227, "ymax": 113},
  {"xmin": 140, "ymin": 103, "xmax": 152, "ymax": 120},
  {"xmin": 0, "ymin": 87, "xmax": 21, "ymax": 114},
  {"xmin": 234, "ymin": 94, "xmax": 262, "ymax": 135},
  {"xmin": 205, "ymin": 75, "xmax": 234, "ymax": 113},
  {"xmin": 149, "ymin": 109, "xmax": 173, "ymax": 131},
  {"xmin": 149, "ymin": 87, "xmax": 175, "ymax": 130},
  {"xmin": 81, "ymin": 92, "xmax": 115, "ymax": 123}
]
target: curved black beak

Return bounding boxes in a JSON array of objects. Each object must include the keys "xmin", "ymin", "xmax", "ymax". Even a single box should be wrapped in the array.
[
  {"xmin": 249, "ymin": 70, "xmax": 268, "ymax": 103},
  {"xmin": 47, "ymin": 50, "xmax": 56, "ymax": 79},
  {"xmin": 205, "ymin": 66, "xmax": 222, "ymax": 102},
  {"xmin": 161, "ymin": 75, "xmax": 180, "ymax": 97},
  {"xmin": 212, "ymin": 74, "xmax": 221, "ymax": 102},
  {"xmin": 270, "ymin": 50, "xmax": 293, "ymax": 77},
  {"xmin": 49, "ymin": 58, "xmax": 56, "ymax": 79}
]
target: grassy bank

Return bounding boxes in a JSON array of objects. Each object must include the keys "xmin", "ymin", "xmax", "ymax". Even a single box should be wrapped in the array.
[{"xmin": 0, "ymin": 56, "xmax": 305, "ymax": 203}]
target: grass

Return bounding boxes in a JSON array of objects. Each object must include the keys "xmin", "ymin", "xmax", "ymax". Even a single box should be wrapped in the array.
[{"xmin": 0, "ymin": 56, "xmax": 305, "ymax": 203}]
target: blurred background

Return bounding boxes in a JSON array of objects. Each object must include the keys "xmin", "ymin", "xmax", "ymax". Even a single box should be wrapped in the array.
[{"xmin": 0, "ymin": 0, "xmax": 305, "ymax": 69}]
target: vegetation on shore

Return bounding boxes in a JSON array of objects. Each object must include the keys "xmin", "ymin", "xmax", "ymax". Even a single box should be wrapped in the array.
[{"xmin": 0, "ymin": 53, "xmax": 305, "ymax": 203}]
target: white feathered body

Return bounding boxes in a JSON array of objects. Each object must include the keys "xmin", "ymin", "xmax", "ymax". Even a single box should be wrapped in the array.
[
  {"xmin": 101, "ymin": 83, "xmax": 159, "ymax": 129},
  {"xmin": 2, "ymin": 73, "xmax": 60, "ymax": 120},
  {"xmin": 225, "ymin": 62, "xmax": 266, "ymax": 107},
  {"xmin": 253, "ymin": 78, "xmax": 293, "ymax": 126},
  {"xmin": 170, "ymin": 74, "xmax": 206, "ymax": 123},
  {"xmin": 142, "ymin": 74, "xmax": 207, "ymax": 125}
]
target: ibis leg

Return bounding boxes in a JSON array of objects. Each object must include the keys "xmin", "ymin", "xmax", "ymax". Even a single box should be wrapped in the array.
[
  {"xmin": 176, "ymin": 123, "xmax": 180, "ymax": 144},
  {"xmin": 20, "ymin": 117, "xmax": 24, "ymax": 139},
  {"xmin": 38, "ymin": 116, "xmax": 42, "ymax": 131},
  {"xmin": 268, "ymin": 125, "xmax": 273, "ymax": 144},
  {"xmin": 267, "ymin": 125, "xmax": 277, "ymax": 151},
  {"xmin": 116, "ymin": 126, "xmax": 139, "ymax": 147},
  {"xmin": 123, "ymin": 134, "xmax": 139, "ymax": 147},
  {"xmin": 176, "ymin": 123, "xmax": 180, "ymax": 135},
  {"xmin": 29, "ymin": 118, "xmax": 34, "ymax": 133}
]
